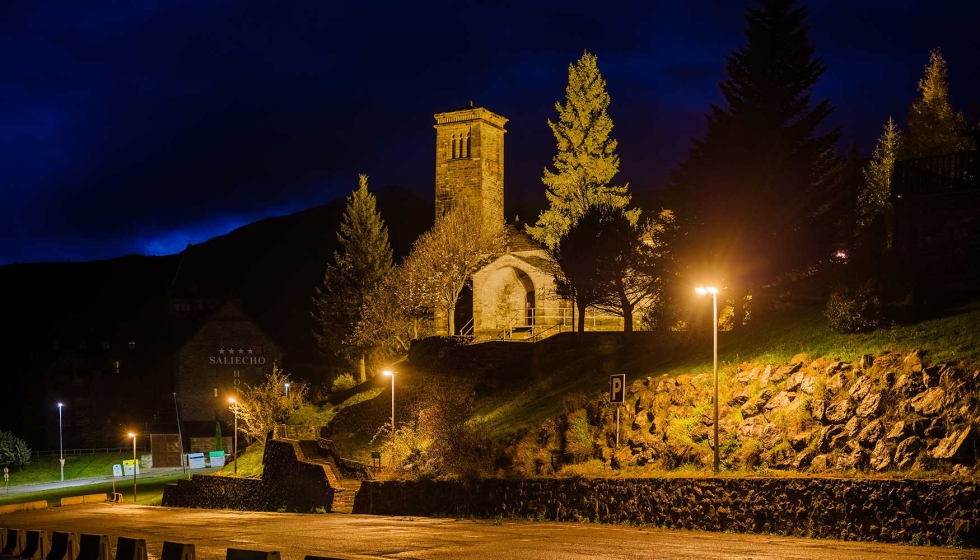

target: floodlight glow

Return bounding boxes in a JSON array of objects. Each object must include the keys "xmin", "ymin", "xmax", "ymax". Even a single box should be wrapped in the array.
[
  {"xmin": 57, "ymin": 402, "xmax": 63, "ymax": 408},
  {"xmin": 128, "ymin": 432, "xmax": 135, "ymax": 438},
  {"xmin": 382, "ymin": 370, "xmax": 394, "ymax": 376},
  {"xmin": 228, "ymin": 397, "xmax": 236, "ymax": 403},
  {"xmin": 706, "ymin": 286, "xmax": 719, "ymax": 294},
  {"xmin": 695, "ymin": 287, "xmax": 708, "ymax": 295}
]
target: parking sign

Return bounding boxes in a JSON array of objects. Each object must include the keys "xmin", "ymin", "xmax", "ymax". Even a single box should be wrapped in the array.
[{"xmin": 610, "ymin": 374, "xmax": 626, "ymax": 403}]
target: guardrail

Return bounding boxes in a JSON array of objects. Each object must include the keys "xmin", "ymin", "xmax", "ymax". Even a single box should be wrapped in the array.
[{"xmin": 32, "ymin": 447, "xmax": 149, "ymax": 459}]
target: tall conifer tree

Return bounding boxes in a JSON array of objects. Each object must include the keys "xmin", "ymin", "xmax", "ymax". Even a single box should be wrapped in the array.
[
  {"xmin": 528, "ymin": 51, "xmax": 639, "ymax": 249},
  {"xmin": 904, "ymin": 48, "xmax": 972, "ymax": 159},
  {"xmin": 671, "ymin": 0, "xmax": 839, "ymax": 327},
  {"xmin": 313, "ymin": 175, "xmax": 393, "ymax": 383},
  {"xmin": 858, "ymin": 117, "xmax": 901, "ymax": 227}
]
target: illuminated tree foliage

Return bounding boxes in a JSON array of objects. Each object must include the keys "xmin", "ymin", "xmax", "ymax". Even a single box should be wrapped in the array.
[
  {"xmin": 347, "ymin": 265, "xmax": 432, "ymax": 357},
  {"xmin": 401, "ymin": 203, "xmax": 504, "ymax": 336},
  {"xmin": 904, "ymin": 49, "xmax": 973, "ymax": 159},
  {"xmin": 858, "ymin": 117, "xmax": 901, "ymax": 227},
  {"xmin": 313, "ymin": 175, "xmax": 393, "ymax": 383},
  {"xmin": 671, "ymin": 0, "xmax": 840, "ymax": 327},
  {"xmin": 528, "ymin": 51, "xmax": 639, "ymax": 249},
  {"xmin": 234, "ymin": 363, "xmax": 306, "ymax": 445},
  {"xmin": 0, "ymin": 431, "xmax": 31, "ymax": 469}
]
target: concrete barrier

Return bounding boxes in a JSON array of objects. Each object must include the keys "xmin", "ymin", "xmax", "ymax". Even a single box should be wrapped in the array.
[
  {"xmin": 160, "ymin": 541, "xmax": 195, "ymax": 560},
  {"xmin": 226, "ymin": 549, "xmax": 280, "ymax": 560},
  {"xmin": 60, "ymin": 496, "xmax": 84, "ymax": 507},
  {"xmin": 115, "ymin": 537, "xmax": 147, "ymax": 560},
  {"xmin": 82, "ymin": 494, "xmax": 107, "ymax": 504},
  {"xmin": 0, "ymin": 500, "xmax": 49, "ymax": 515}
]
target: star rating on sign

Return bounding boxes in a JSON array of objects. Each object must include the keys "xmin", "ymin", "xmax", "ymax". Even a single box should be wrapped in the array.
[
  {"xmin": 247, "ymin": 349, "xmax": 254, "ymax": 354},
  {"xmin": 218, "ymin": 349, "xmax": 225, "ymax": 355},
  {"xmin": 238, "ymin": 348, "xmax": 245, "ymax": 354}
]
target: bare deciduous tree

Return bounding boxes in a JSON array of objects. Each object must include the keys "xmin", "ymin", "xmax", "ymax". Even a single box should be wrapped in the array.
[{"xmin": 233, "ymin": 364, "xmax": 306, "ymax": 445}]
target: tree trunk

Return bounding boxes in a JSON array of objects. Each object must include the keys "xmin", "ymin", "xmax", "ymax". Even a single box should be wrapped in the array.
[
  {"xmin": 447, "ymin": 302, "xmax": 456, "ymax": 336},
  {"xmin": 617, "ymin": 281, "xmax": 633, "ymax": 334},
  {"xmin": 577, "ymin": 300, "xmax": 588, "ymax": 333},
  {"xmin": 358, "ymin": 354, "xmax": 367, "ymax": 384}
]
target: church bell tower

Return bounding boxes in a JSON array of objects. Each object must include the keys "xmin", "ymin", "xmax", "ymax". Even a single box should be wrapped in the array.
[{"xmin": 433, "ymin": 103, "xmax": 507, "ymax": 232}]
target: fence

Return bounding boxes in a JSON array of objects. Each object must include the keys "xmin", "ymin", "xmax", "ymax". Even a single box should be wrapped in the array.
[
  {"xmin": 32, "ymin": 447, "xmax": 149, "ymax": 459},
  {"xmin": 893, "ymin": 149, "xmax": 978, "ymax": 198}
]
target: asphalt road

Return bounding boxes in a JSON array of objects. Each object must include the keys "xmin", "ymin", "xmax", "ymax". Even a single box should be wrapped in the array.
[
  {"xmin": 1, "ymin": 504, "xmax": 976, "ymax": 560},
  {"xmin": 4, "ymin": 468, "xmax": 220, "ymax": 496}
]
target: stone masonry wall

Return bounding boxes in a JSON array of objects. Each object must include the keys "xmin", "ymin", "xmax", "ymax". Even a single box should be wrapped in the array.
[
  {"xmin": 162, "ymin": 439, "xmax": 335, "ymax": 513},
  {"xmin": 353, "ymin": 477, "xmax": 980, "ymax": 547}
]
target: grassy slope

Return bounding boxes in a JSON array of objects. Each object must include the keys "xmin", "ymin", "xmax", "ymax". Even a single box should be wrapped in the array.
[
  {"xmin": 5, "ymin": 453, "xmax": 132, "ymax": 487},
  {"xmin": 216, "ymin": 442, "xmax": 265, "ymax": 478},
  {"xmin": 475, "ymin": 301, "xmax": 980, "ymax": 438},
  {"xmin": 0, "ymin": 474, "xmax": 186, "ymax": 507}
]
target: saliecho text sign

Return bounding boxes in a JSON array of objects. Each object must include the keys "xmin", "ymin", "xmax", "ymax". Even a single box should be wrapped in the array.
[
  {"xmin": 209, "ymin": 347, "xmax": 266, "ymax": 366},
  {"xmin": 610, "ymin": 374, "xmax": 626, "ymax": 403}
]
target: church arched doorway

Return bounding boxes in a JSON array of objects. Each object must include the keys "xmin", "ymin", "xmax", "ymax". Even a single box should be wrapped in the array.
[
  {"xmin": 483, "ymin": 265, "xmax": 536, "ymax": 332},
  {"xmin": 454, "ymin": 282, "xmax": 474, "ymax": 335}
]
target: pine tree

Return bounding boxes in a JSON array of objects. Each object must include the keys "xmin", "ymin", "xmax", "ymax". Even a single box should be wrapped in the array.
[
  {"xmin": 312, "ymin": 175, "xmax": 393, "ymax": 383},
  {"xmin": 670, "ymin": 0, "xmax": 839, "ymax": 327},
  {"xmin": 858, "ymin": 117, "xmax": 901, "ymax": 227},
  {"xmin": 527, "ymin": 51, "xmax": 639, "ymax": 249},
  {"xmin": 904, "ymin": 49, "xmax": 972, "ymax": 159}
]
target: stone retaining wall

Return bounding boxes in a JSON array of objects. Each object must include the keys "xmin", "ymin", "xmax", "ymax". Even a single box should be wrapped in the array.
[
  {"xmin": 353, "ymin": 477, "xmax": 980, "ymax": 547},
  {"xmin": 162, "ymin": 439, "xmax": 335, "ymax": 513}
]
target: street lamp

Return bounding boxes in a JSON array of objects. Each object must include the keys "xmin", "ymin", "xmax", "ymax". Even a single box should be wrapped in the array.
[
  {"xmin": 695, "ymin": 285, "xmax": 720, "ymax": 474},
  {"xmin": 128, "ymin": 433, "xmax": 137, "ymax": 502},
  {"xmin": 382, "ymin": 371, "xmax": 395, "ymax": 444},
  {"xmin": 57, "ymin": 403, "xmax": 64, "ymax": 482},
  {"xmin": 284, "ymin": 382, "xmax": 290, "ymax": 397},
  {"xmin": 228, "ymin": 398, "xmax": 238, "ymax": 475}
]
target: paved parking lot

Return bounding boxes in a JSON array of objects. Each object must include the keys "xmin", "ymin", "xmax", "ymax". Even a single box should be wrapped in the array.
[{"xmin": 1, "ymin": 504, "xmax": 977, "ymax": 560}]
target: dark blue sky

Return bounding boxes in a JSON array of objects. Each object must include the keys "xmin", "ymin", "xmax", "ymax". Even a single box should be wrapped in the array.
[{"xmin": 2, "ymin": 1, "xmax": 978, "ymax": 264}]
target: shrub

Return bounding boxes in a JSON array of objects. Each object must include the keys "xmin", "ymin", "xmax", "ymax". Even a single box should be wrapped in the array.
[
  {"xmin": 825, "ymin": 280, "xmax": 885, "ymax": 333},
  {"xmin": 0, "ymin": 431, "xmax": 31, "ymax": 469},
  {"xmin": 331, "ymin": 373, "xmax": 357, "ymax": 393}
]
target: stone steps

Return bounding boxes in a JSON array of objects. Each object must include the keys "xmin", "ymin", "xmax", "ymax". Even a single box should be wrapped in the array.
[{"xmin": 330, "ymin": 479, "xmax": 362, "ymax": 514}]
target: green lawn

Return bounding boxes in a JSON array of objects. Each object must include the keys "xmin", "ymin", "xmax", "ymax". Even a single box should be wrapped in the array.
[
  {"xmin": 475, "ymin": 301, "xmax": 980, "ymax": 437},
  {"xmin": 215, "ymin": 442, "xmax": 264, "ymax": 478},
  {"xmin": 5, "ymin": 453, "xmax": 132, "ymax": 487},
  {"xmin": 0, "ymin": 473, "xmax": 186, "ymax": 507}
]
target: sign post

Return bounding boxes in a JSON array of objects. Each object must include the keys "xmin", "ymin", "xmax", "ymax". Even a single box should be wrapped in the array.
[
  {"xmin": 4, "ymin": 467, "xmax": 8, "ymax": 494},
  {"xmin": 610, "ymin": 374, "xmax": 626, "ymax": 448}
]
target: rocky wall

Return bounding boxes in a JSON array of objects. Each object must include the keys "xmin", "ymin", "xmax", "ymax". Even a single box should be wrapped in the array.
[
  {"xmin": 162, "ymin": 439, "xmax": 335, "ymax": 513},
  {"xmin": 353, "ymin": 477, "xmax": 980, "ymax": 547}
]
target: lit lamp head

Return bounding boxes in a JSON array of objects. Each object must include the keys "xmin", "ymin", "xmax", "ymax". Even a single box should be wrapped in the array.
[
  {"xmin": 695, "ymin": 286, "xmax": 719, "ymax": 295},
  {"xmin": 228, "ymin": 397, "xmax": 236, "ymax": 404},
  {"xmin": 128, "ymin": 432, "xmax": 135, "ymax": 438},
  {"xmin": 57, "ymin": 402, "xmax": 63, "ymax": 408},
  {"xmin": 382, "ymin": 370, "xmax": 394, "ymax": 377}
]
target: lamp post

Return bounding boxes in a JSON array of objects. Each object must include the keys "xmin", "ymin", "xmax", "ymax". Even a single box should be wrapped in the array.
[
  {"xmin": 128, "ymin": 433, "xmax": 137, "ymax": 502},
  {"xmin": 284, "ymin": 382, "xmax": 290, "ymax": 397},
  {"xmin": 57, "ymin": 403, "xmax": 64, "ymax": 482},
  {"xmin": 173, "ymin": 393, "xmax": 186, "ymax": 477},
  {"xmin": 695, "ymin": 286, "xmax": 720, "ymax": 474},
  {"xmin": 228, "ymin": 398, "xmax": 238, "ymax": 475},
  {"xmin": 382, "ymin": 371, "xmax": 395, "ymax": 446}
]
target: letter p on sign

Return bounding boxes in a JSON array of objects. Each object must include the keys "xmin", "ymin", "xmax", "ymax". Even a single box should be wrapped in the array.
[{"xmin": 610, "ymin": 374, "xmax": 626, "ymax": 403}]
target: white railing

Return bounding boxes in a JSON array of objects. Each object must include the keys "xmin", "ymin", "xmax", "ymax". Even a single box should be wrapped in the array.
[{"xmin": 495, "ymin": 307, "xmax": 624, "ymax": 340}]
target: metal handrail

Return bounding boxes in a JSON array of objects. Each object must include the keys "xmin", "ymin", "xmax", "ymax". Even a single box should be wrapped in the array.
[{"xmin": 459, "ymin": 317, "xmax": 475, "ymax": 337}]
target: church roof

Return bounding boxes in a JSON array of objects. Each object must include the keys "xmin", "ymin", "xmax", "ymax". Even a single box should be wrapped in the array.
[{"xmin": 504, "ymin": 220, "xmax": 543, "ymax": 253}]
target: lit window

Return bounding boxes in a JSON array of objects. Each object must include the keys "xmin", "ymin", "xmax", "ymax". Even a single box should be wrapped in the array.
[
  {"xmin": 114, "ymin": 361, "xmax": 120, "ymax": 375},
  {"xmin": 213, "ymin": 387, "xmax": 218, "ymax": 398},
  {"xmin": 128, "ymin": 341, "xmax": 136, "ymax": 350}
]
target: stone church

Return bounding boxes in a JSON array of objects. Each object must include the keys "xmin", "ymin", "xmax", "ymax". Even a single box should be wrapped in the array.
[{"xmin": 433, "ymin": 104, "xmax": 622, "ymax": 339}]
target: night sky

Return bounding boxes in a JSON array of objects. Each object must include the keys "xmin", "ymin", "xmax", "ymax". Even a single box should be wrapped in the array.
[{"xmin": 2, "ymin": 1, "xmax": 978, "ymax": 264}]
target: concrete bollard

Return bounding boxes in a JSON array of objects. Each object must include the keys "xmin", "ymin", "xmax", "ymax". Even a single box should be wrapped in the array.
[
  {"xmin": 160, "ymin": 541, "xmax": 195, "ymax": 560},
  {"xmin": 114, "ymin": 537, "xmax": 147, "ymax": 560},
  {"xmin": 76, "ymin": 535, "xmax": 111, "ymax": 560},
  {"xmin": 20, "ymin": 530, "xmax": 49, "ymax": 560},
  {"xmin": 225, "ymin": 549, "xmax": 281, "ymax": 560},
  {"xmin": 45, "ymin": 532, "xmax": 79, "ymax": 560},
  {"xmin": 1, "ymin": 528, "xmax": 26, "ymax": 556}
]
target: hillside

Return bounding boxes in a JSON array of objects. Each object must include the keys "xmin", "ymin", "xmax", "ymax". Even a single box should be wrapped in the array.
[{"xmin": 326, "ymin": 301, "xmax": 980, "ymax": 476}]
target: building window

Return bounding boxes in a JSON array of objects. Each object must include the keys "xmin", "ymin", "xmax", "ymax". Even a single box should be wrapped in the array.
[
  {"xmin": 213, "ymin": 387, "xmax": 218, "ymax": 398},
  {"xmin": 128, "ymin": 341, "xmax": 136, "ymax": 350},
  {"xmin": 113, "ymin": 360, "xmax": 120, "ymax": 375}
]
